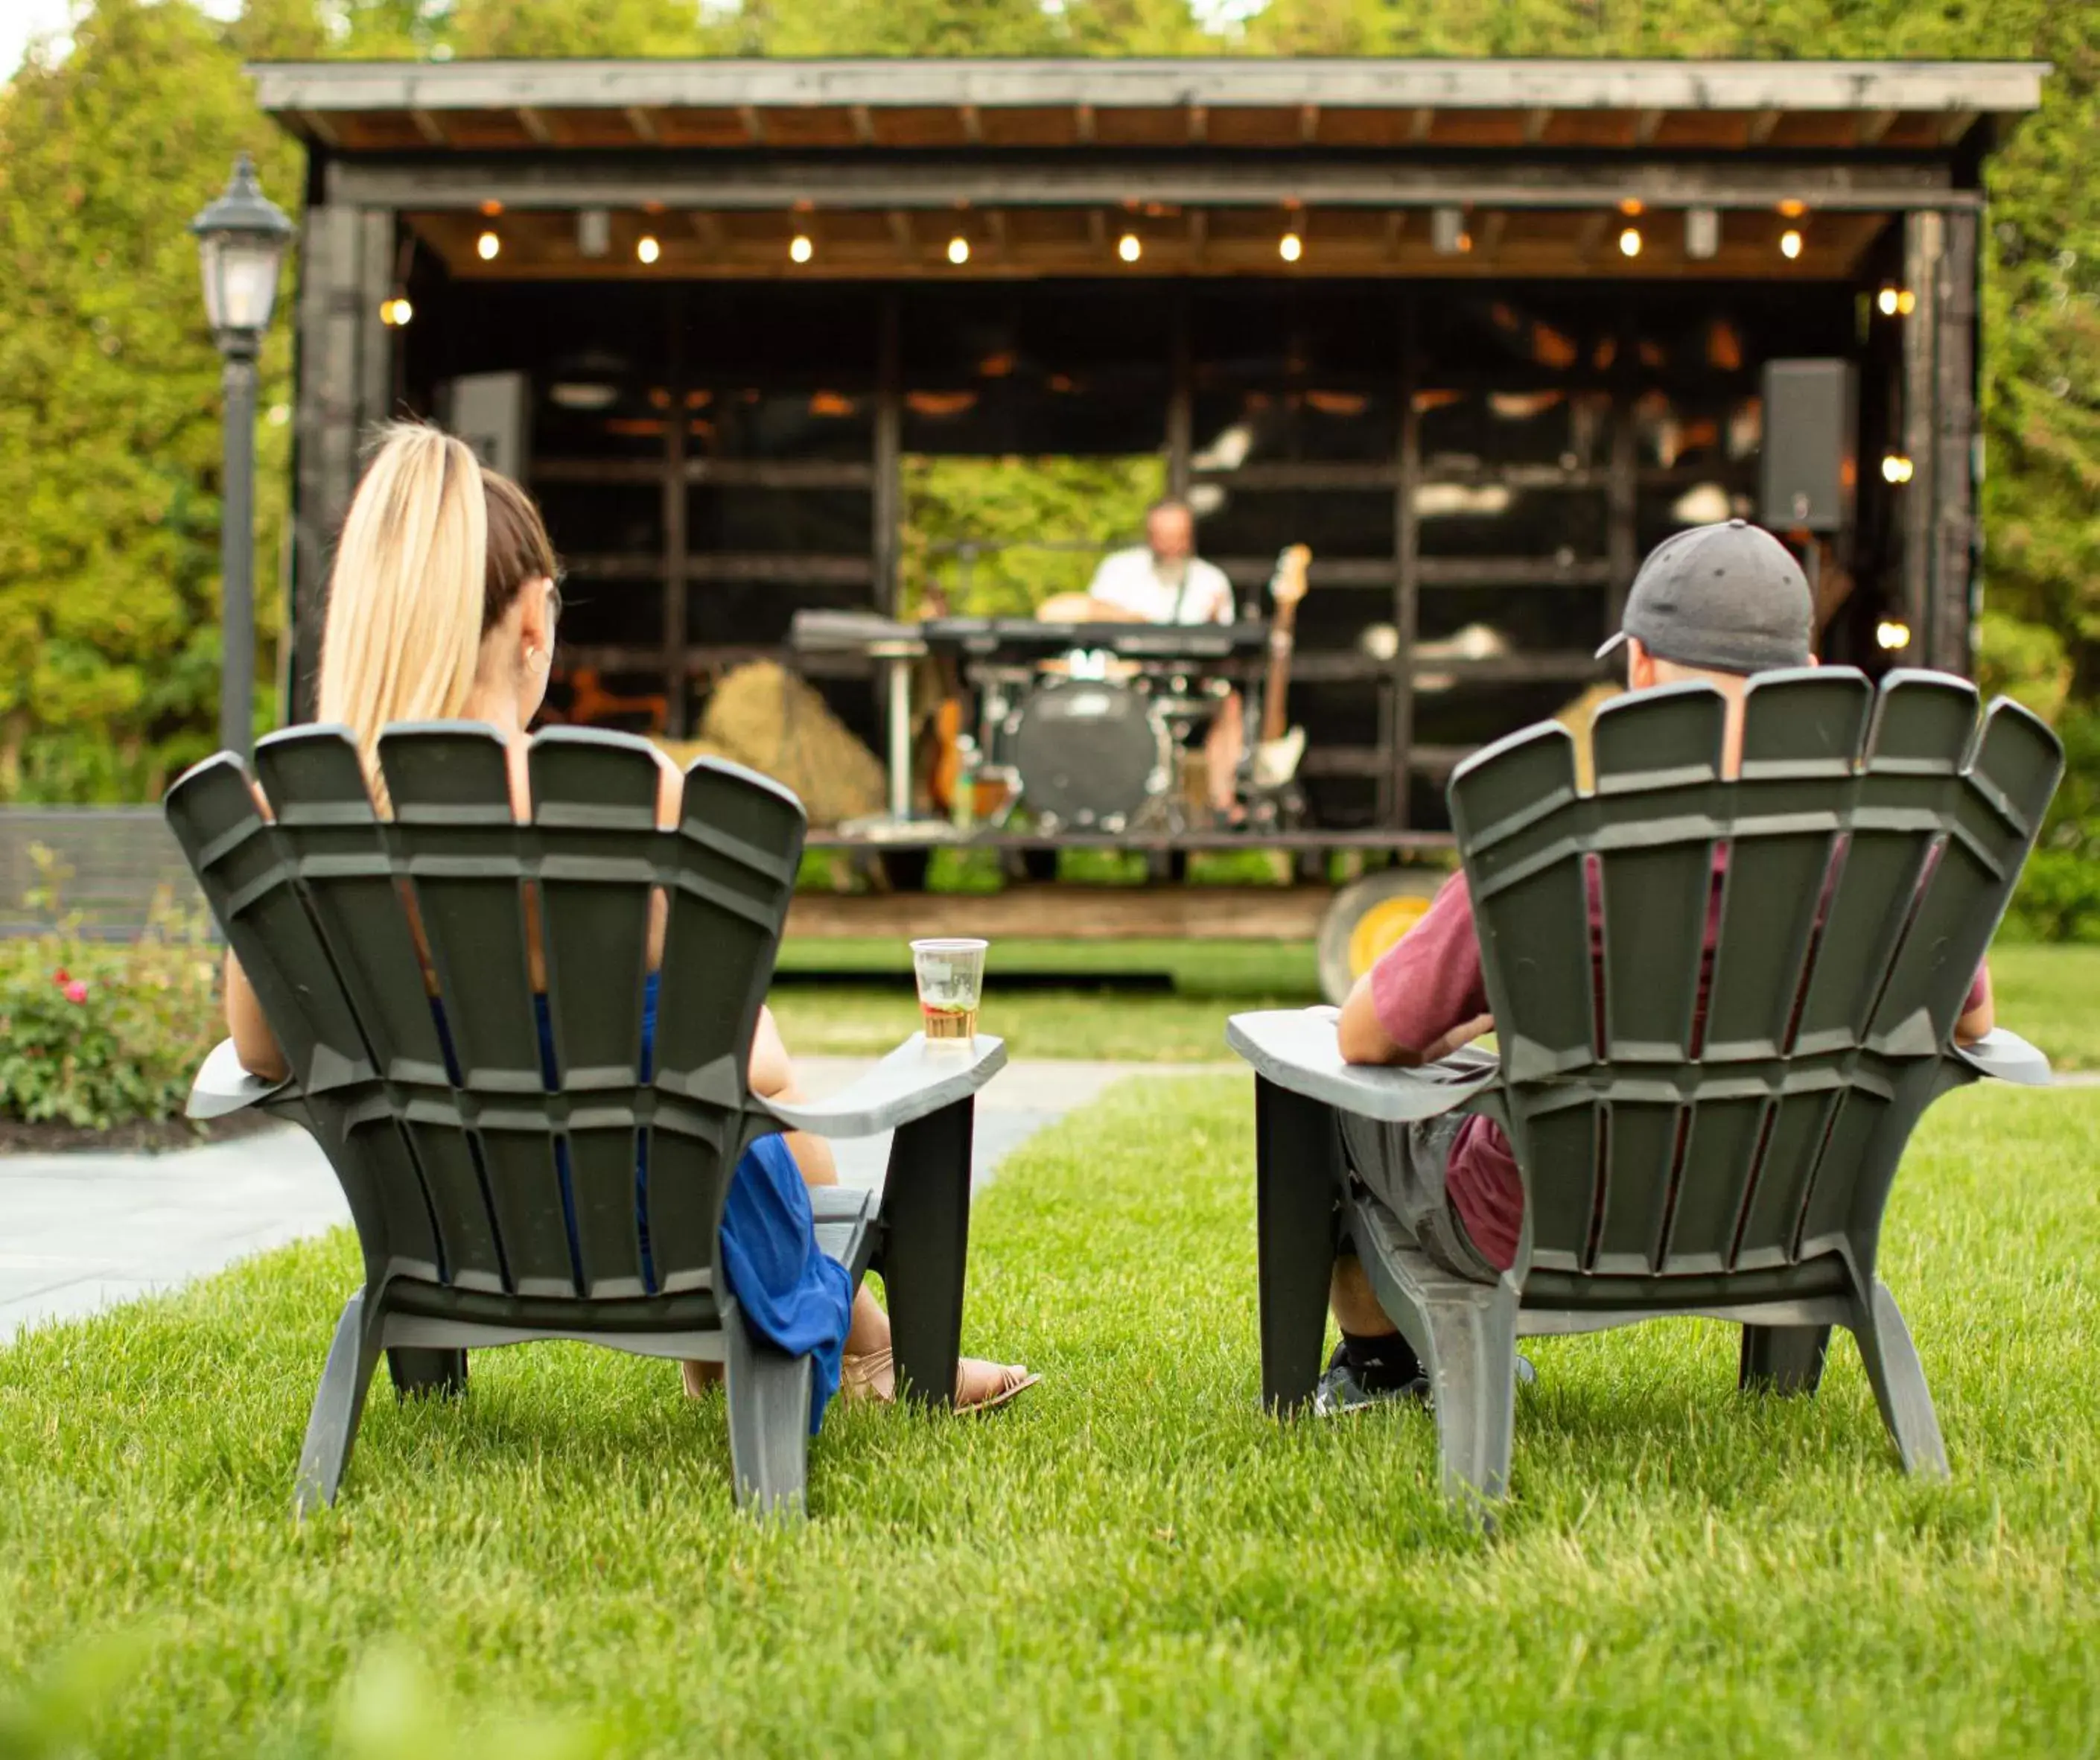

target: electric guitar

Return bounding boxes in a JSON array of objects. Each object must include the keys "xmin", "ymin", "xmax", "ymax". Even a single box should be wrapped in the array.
[{"xmin": 1251, "ymin": 544, "xmax": 1311, "ymax": 790}]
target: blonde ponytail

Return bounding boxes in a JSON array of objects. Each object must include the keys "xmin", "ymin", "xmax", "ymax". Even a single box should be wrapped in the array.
[{"xmin": 317, "ymin": 422, "xmax": 491, "ymax": 795}]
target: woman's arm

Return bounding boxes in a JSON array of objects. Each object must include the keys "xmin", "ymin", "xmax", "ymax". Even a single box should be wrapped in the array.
[{"xmin": 224, "ymin": 951, "xmax": 290, "ymax": 1082}]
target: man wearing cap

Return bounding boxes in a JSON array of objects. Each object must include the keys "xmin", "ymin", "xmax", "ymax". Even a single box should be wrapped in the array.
[{"xmin": 1314, "ymin": 520, "xmax": 1996, "ymax": 1415}]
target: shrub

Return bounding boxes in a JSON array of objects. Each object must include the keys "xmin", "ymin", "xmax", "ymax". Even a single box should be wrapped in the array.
[
  {"xmin": 1, "ymin": 844, "xmax": 222, "ymax": 1130},
  {"xmin": 0, "ymin": 937, "xmax": 222, "ymax": 1129},
  {"xmin": 2003, "ymin": 707, "xmax": 2100, "ymax": 943}
]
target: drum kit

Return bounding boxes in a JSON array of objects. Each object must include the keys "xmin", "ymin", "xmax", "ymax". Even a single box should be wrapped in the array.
[{"xmin": 792, "ymin": 548, "xmax": 1311, "ymax": 837}]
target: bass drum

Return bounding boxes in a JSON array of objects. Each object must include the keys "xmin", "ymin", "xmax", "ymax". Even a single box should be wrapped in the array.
[{"xmin": 1006, "ymin": 679, "xmax": 1171, "ymax": 832}]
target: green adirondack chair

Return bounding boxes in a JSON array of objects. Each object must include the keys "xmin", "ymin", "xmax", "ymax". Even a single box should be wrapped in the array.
[
  {"xmin": 167, "ymin": 724, "xmax": 1003, "ymax": 1519},
  {"xmin": 1230, "ymin": 668, "xmax": 2063, "ymax": 1514}
]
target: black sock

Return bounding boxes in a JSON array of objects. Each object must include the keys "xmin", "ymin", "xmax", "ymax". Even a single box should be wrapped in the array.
[{"xmin": 1339, "ymin": 1330, "xmax": 1423, "ymax": 1392}]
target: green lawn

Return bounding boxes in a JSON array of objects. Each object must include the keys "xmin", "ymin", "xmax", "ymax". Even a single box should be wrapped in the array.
[
  {"xmin": 2, "ymin": 1079, "xmax": 2097, "ymax": 1755},
  {"xmin": 770, "ymin": 940, "xmax": 2100, "ymax": 1069}
]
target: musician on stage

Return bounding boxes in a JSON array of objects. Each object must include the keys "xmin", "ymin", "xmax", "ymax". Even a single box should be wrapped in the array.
[{"xmin": 1040, "ymin": 498, "xmax": 1247, "ymax": 825}]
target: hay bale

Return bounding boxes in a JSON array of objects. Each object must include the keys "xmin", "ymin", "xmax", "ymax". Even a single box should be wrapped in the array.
[
  {"xmin": 696, "ymin": 661, "xmax": 887, "ymax": 827},
  {"xmin": 1551, "ymin": 680, "xmax": 1623, "ymax": 792}
]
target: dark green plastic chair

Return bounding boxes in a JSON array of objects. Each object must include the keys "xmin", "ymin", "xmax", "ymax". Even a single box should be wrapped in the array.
[
  {"xmin": 166, "ymin": 723, "xmax": 1005, "ymax": 1520},
  {"xmin": 1230, "ymin": 668, "xmax": 2062, "ymax": 1513}
]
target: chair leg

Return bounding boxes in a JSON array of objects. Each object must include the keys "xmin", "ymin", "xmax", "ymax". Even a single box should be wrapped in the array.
[
  {"xmin": 1419, "ymin": 1284, "xmax": 1521, "ymax": 1519},
  {"xmin": 876, "ymin": 1096, "xmax": 973, "ymax": 1411},
  {"xmin": 1738, "ymin": 1324, "xmax": 1831, "ymax": 1396},
  {"xmin": 1253, "ymin": 1078, "xmax": 1340, "ymax": 1416},
  {"xmin": 1852, "ymin": 1279, "xmax": 1950, "ymax": 1479},
  {"xmin": 387, "ymin": 1347, "xmax": 468, "ymax": 1400},
  {"xmin": 723, "ymin": 1303, "xmax": 811, "ymax": 1521},
  {"xmin": 294, "ymin": 1291, "xmax": 386, "ymax": 1519}
]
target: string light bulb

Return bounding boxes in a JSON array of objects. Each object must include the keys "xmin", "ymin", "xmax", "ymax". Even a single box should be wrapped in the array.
[
  {"xmin": 789, "ymin": 233, "xmax": 814, "ymax": 264},
  {"xmin": 947, "ymin": 235, "xmax": 970, "ymax": 265},
  {"xmin": 1896, "ymin": 288, "xmax": 1917, "ymax": 314},
  {"xmin": 1117, "ymin": 232, "xmax": 1142, "ymax": 263},
  {"xmin": 1876, "ymin": 619, "xmax": 1912, "ymax": 651},
  {"xmin": 1877, "ymin": 285, "xmax": 1900, "ymax": 316},
  {"xmin": 1780, "ymin": 228, "xmax": 1804, "ymax": 261},
  {"xmin": 1618, "ymin": 226, "xmax": 1642, "ymax": 258},
  {"xmin": 475, "ymin": 230, "xmax": 500, "ymax": 261},
  {"xmin": 379, "ymin": 295, "xmax": 413, "ymax": 327},
  {"xmin": 1279, "ymin": 230, "xmax": 1303, "ymax": 263},
  {"xmin": 1881, "ymin": 453, "xmax": 1915, "ymax": 484},
  {"xmin": 637, "ymin": 234, "xmax": 661, "ymax": 265}
]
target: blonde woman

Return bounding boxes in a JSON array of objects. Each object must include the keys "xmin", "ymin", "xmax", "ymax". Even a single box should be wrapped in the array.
[{"xmin": 224, "ymin": 422, "xmax": 1034, "ymax": 1421}]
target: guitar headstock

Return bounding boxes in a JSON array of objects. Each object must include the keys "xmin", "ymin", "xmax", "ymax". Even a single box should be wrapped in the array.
[{"xmin": 1270, "ymin": 544, "xmax": 1311, "ymax": 609}]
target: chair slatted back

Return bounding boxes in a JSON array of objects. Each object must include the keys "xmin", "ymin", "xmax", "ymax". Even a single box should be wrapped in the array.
[
  {"xmin": 1448, "ymin": 670, "xmax": 2060, "ymax": 1286},
  {"xmin": 165, "ymin": 724, "xmax": 805, "ymax": 1312}
]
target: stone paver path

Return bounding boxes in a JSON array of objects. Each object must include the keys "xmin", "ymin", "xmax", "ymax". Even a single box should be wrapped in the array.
[{"xmin": 0, "ymin": 1058, "xmax": 1236, "ymax": 1341}]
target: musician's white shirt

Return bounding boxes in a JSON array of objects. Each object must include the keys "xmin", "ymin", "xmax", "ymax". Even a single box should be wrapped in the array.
[{"xmin": 1087, "ymin": 547, "xmax": 1236, "ymax": 626}]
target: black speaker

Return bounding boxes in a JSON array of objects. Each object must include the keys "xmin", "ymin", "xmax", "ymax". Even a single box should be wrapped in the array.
[{"xmin": 1759, "ymin": 359, "xmax": 1858, "ymax": 534}]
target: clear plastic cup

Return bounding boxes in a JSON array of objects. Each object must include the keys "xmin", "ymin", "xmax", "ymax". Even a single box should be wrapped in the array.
[{"xmin": 911, "ymin": 938, "xmax": 987, "ymax": 1046}]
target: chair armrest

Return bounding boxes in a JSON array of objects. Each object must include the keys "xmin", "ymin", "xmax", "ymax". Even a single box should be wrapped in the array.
[
  {"xmin": 1226, "ymin": 1009, "xmax": 1498, "ymax": 1124},
  {"xmin": 187, "ymin": 1037, "xmax": 293, "ymax": 1120},
  {"xmin": 1950, "ymin": 1027, "xmax": 2052, "ymax": 1088},
  {"xmin": 757, "ymin": 1034, "xmax": 1008, "ymax": 1139}
]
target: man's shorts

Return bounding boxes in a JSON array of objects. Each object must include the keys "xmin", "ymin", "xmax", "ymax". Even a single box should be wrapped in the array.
[{"xmin": 1336, "ymin": 1097, "xmax": 1500, "ymax": 1286}]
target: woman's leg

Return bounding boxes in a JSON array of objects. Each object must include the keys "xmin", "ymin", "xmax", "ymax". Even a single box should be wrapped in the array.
[{"xmin": 743, "ymin": 1005, "xmax": 1032, "ymax": 1405}]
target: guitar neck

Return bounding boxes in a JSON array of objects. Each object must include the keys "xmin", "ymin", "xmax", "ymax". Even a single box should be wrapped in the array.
[{"xmin": 1259, "ymin": 600, "xmax": 1299, "ymax": 744}]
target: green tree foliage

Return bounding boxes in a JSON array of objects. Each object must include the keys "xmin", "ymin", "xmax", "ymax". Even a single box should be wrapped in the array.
[
  {"xmin": 0, "ymin": 0, "xmax": 299, "ymax": 801},
  {"xmin": 900, "ymin": 455, "xmax": 1167, "ymax": 617}
]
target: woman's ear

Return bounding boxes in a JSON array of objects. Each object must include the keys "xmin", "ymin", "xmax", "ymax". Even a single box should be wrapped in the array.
[{"xmin": 518, "ymin": 577, "xmax": 556, "ymax": 676}]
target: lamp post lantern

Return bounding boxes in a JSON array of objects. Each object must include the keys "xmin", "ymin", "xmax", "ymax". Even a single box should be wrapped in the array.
[{"xmin": 191, "ymin": 153, "xmax": 293, "ymax": 760}]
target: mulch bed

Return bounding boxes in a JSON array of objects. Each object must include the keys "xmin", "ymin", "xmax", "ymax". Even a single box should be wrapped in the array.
[{"xmin": 0, "ymin": 1111, "xmax": 287, "ymax": 1156}]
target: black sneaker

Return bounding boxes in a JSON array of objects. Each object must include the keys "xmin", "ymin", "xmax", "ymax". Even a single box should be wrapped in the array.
[{"xmin": 1310, "ymin": 1344, "xmax": 1536, "ymax": 1417}]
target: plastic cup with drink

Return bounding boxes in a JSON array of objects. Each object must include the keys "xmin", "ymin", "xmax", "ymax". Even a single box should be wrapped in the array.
[{"xmin": 911, "ymin": 938, "xmax": 987, "ymax": 1046}]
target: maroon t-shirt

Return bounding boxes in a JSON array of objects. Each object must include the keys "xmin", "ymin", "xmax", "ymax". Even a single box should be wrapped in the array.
[{"xmin": 1367, "ymin": 865, "xmax": 1991, "ymax": 1271}]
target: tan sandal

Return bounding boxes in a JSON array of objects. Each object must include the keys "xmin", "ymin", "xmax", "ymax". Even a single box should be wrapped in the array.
[{"xmin": 841, "ymin": 1347, "xmax": 1040, "ymax": 1413}]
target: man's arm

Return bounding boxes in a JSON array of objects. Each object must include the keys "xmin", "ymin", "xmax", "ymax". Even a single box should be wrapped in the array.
[{"xmin": 1337, "ymin": 973, "xmax": 1402, "ymax": 1064}]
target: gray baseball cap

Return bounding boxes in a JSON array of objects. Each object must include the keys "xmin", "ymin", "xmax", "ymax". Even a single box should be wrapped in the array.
[{"xmin": 1596, "ymin": 519, "xmax": 1813, "ymax": 674}]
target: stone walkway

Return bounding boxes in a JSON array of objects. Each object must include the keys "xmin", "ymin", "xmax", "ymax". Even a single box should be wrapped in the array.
[{"xmin": 0, "ymin": 1058, "xmax": 1237, "ymax": 1342}]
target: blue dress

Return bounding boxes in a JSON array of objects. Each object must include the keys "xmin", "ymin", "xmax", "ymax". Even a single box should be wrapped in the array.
[{"xmin": 445, "ymin": 975, "xmax": 852, "ymax": 1433}]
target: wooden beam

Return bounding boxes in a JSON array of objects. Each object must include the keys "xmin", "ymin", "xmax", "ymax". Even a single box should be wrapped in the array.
[
  {"xmin": 886, "ymin": 209, "xmax": 916, "ymax": 259},
  {"xmin": 1187, "ymin": 206, "xmax": 1207, "ymax": 264},
  {"xmin": 334, "ymin": 152, "xmax": 1967, "ymax": 214},
  {"xmin": 252, "ymin": 57, "xmax": 2049, "ymax": 121},
  {"xmin": 1187, "ymin": 104, "xmax": 1207, "ymax": 143},
  {"xmin": 737, "ymin": 103, "xmax": 765, "ymax": 144},
  {"xmin": 688, "ymin": 209, "xmax": 725, "ymax": 250},
  {"xmin": 1575, "ymin": 209, "xmax": 1610, "ymax": 259},
  {"xmin": 408, "ymin": 107, "xmax": 446, "ymax": 144},
  {"xmin": 1856, "ymin": 107, "xmax": 1897, "ymax": 144},
  {"xmin": 294, "ymin": 107, "xmax": 342, "ymax": 148},
  {"xmin": 1384, "ymin": 209, "xmax": 1406, "ymax": 259},
  {"xmin": 515, "ymin": 106, "xmax": 554, "ymax": 144},
  {"xmin": 849, "ymin": 103, "xmax": 876, "ymax": 144},
  {"xmin": 1086, "ymin": 208, "xmax": 1107, "ymax": 251},
  {"xmin": 784, "ymin": 884, "xmax": 1335, "ymax": 944},
  {"xmin": 1938, "ymin": 107, "xmax": 1977, "ymax": 144},
  {"xmin": 1299, "ymin": 103, "xmax": 1321, "ymax": 143},
  {"xmin": 1522, "ymin": 107, "xmax": 1551, "ymax": 143},
  {"xmin": 1477, "ymin": 209, "xmax": 1509, "ymax": 258},
  {"xmin": 1746, "ymin": 107, "xmax": 1782, "ymax": 144},
  {"xmin": 984, "ymin": 207, "xmax": 1008, "ymax": 258},
  {"xmin": 1632, "ymin": 107, "xmax": 1664, "ymax": 144},
  {"xmin": 624, "ymin": 104, "xmax": 659, "ymax": 143},
  {"xmin": 960, "ymin": 102, "xmax": 983, "ymax": 144},
  {"xmin": 1074, "ymin": 102, "xmax": 1095, "ymax": 144},
  {"xmin": 1407, "ymin": 106, "xmax": 1434, "ymax": 142}
]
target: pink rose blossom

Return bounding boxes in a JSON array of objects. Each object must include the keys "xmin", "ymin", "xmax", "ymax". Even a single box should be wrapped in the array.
[{"xmin": 63, "ymin": 980, "xmax": 88, "ymax": 1004}]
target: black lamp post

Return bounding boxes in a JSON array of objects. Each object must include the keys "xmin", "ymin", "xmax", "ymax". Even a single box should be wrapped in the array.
[{"xmin": 191, "ymin": 153, "xmax": 293, "ymax": 760}]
